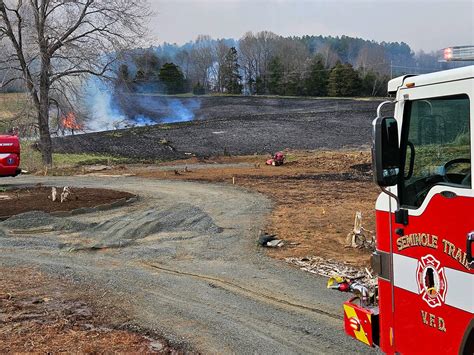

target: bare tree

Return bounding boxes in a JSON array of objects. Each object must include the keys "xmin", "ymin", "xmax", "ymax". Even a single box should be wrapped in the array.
[
  {"xmin": 317, "ymin": 44, "xmax": 341, "ymax": 68},
  {"xmin": 190, "ymin": 34, "xmax": 214, "ymax": 90},
  {"xmin": 214, "ymin": 39, "xmax": 230, "ymax": 92},
  {"xmin": 175, "ymin": 48, "xmax": 191, "ymax": 80},
  {"xmin": 239, "ymin": 31, "xmax": 279, "ymax": 94},
  {"xmin": 239, "ymin": 31, "xmax": 259, "ymax": 93},
  {"xmin": 355, "ymin": 44, "xmax": 389, "ymax": 75},
  {"xmin": 0, "ymin": 0, "xmax": 150, "ymax": 165},
  {"xmin": 274, "ymin": 37, "xmax": 309, "ymax": 74}
]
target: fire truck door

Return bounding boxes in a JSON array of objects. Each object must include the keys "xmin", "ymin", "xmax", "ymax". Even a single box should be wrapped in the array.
[{"xmin": 392, "ymin": 93, "xmax": 473, "ymax": 353}]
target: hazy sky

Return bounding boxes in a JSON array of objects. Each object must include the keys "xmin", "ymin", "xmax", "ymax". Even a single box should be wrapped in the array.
[{"xmin": 148, "ymin": 0, "xmax": 473, "ymax": 52}]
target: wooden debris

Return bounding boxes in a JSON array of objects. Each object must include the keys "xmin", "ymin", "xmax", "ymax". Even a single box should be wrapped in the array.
[
  {"xmin": 84, "ymin": 165, "xmax": 111, "ymax": 173},
  {"xmin": 345, "ymin": 211, "xmax": 375, "ymax": 250},
  {"xmin": 60, "ymin": 186, "xmax": 71, "ymax": 203},
  {"xmin": 51, "ymin": 187, "xmax": 57, "ymax": 202},
  {"xmin": 285, "ymin": 256, "xmax": 377, "ymax": 290}
]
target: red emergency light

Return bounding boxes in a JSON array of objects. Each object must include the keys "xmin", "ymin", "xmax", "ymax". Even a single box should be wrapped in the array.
[{"xmin": 442, "ymin": 46, "xmax": 474, "ymax": 61}]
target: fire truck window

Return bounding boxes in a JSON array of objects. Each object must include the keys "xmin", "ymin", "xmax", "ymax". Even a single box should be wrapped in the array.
[{"xmin": 401, "ymin": 94, "xmax": 471, "ymax": 208}]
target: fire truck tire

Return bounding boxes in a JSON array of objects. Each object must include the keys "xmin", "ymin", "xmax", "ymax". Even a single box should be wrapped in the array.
[{"xmin": 459, "ymin": 319, "xmax": 473, "ymax": 355}]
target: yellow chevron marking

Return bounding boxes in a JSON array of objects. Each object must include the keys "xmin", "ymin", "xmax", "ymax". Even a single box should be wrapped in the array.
[{"xmin": 344, "ymin": 304, "xmax": 370, "ymax": 345}]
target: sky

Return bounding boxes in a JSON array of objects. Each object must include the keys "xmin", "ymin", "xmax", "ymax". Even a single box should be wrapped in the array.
[{"xmin": 148, "ymin": 0, "xmax": 474, "ymax": 52}]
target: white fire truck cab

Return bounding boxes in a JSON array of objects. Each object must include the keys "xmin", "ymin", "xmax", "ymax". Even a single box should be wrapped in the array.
[{"xmin": 341, "ymin": 63, "xmax": 474, "ymax": 354}]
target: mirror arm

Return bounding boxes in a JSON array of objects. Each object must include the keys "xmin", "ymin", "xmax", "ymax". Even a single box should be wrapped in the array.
[
  {"xmin": 405, "ymin": 141, "xmax": 415, "ymax": 180},
  {"xmin": 380, "ymin": 186, "xmax": 400, "ymax": 211},
  {"xmin": 376, "ymin": 100, "xmax": 397, "ymax": 118}
]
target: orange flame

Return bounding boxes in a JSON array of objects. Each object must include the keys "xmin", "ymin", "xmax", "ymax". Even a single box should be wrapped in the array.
[{"xmin": 61, "ymin": 112, "xmax": 82, "ymax": 131}]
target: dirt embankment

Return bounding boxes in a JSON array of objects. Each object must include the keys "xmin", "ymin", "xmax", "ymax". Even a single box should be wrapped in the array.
[{"xmin": 0, "ymin": 187, "xmax": 134, "ymax": 218}]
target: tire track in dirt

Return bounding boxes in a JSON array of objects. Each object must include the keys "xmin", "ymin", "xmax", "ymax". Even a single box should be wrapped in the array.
[{"xmin": 142, "ymin": 261, "xmax": 341, "ymax": 320}]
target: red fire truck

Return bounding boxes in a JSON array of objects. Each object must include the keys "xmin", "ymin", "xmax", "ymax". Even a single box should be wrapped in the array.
[
  {"xmin": 338, "ymin": 62, "xmax": 473, "ymax": 353},
  {"xmin": 0, "ymin": 134, "xmax": 21, "ymax": 177}
]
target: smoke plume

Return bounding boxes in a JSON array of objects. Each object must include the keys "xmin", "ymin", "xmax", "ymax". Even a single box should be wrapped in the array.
[{"xmin": 84, "ymin": 78, "xmax": 201, "ymax": 131}]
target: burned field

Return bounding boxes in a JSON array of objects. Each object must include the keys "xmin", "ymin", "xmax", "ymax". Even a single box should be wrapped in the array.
[{"xmin": 53, "ymin": 96, "xmax": 383, "ymax": 160}]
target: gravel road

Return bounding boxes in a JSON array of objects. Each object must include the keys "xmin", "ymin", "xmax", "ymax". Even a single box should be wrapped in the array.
[{"xmin": 1, "ymin": 175, "xmax": 374, "ymax": 354}]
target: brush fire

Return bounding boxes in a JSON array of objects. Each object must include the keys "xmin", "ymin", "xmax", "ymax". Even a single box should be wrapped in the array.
[{"xmin": 61, "ymin": 112, "xmax": 82, "ymax": 135}]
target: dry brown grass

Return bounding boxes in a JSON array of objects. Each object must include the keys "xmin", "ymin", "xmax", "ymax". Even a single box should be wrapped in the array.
[{"xmin": 0, "ymin": 266, "xmax": 174, "ymax": 353}]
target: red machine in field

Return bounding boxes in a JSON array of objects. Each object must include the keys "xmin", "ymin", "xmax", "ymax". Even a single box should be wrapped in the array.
[{"xmin": 0, "ymin": 135, "xmax": 21, "ymax": 177}]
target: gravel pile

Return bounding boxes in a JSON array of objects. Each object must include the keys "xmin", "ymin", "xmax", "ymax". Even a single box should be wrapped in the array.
[
  {"xmin": 73, "ymin": 203, "xmax": 222, "ymax": 250},
  {"xmin": 0, "ymin": 204, "xmax": 222, "ymax": 253},
  {"xmin": 0, "ymin": 211, "xmax": 87, "ymax": 231}
]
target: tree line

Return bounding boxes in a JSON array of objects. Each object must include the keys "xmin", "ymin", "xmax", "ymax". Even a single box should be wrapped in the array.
[
  {"xmin": 117, "ymin": 46, "xmax": 387, "ymax": 97},
  {"xmin": 115, "ymin": 32, "xmax": 454, "ymax": 98}
]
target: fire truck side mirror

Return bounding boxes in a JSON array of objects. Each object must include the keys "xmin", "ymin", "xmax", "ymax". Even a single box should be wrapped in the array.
[
  {"xmin": 372, "ymin": 117, "xmax": 400, "ymax": 187},
  {"xmin": 467, "ymin": 232, "xmax": 474, "ymax": 268}
]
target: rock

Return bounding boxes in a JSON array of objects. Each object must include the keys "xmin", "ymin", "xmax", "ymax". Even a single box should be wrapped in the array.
[
  {"xmin": 258, "ymin": 233, "xmax": 277, "ymax": 246},
  {"xmin": 266, "ymin": 239, "xmax": 284, "ymax": 248},
  {"xmin": 149, "ymin": 341, "xmax": 164, "ymax": 352},
  {"xmin": 84, "ymin": 165, "xmax": 112, "ymax": 173}
]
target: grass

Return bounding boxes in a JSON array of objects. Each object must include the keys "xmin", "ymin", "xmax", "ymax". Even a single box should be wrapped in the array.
[
  {"xmin": 19, "ymin": 140, "xmax": 131, "ymax": 173},
  {"xmin": 52, "ymin": 153, "xmax": 130, "ymax": 167},
  {"xmin": 0, "ymin": 93, "xmax": 36, "ymax": 134},
  {"xmin": 0, "ymin": 93, "xmax": 27, "ymax": 118}
]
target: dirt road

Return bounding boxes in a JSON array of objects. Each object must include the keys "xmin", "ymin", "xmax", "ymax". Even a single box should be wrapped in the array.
[{"xmin": 1, "ymin": 175, "xmax": 373, "ymax": 354}]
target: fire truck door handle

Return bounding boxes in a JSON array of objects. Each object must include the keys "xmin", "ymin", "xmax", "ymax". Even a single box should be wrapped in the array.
[{"xmin": 467, "ymin": 232, "xmax": 474, "ymax": 268}]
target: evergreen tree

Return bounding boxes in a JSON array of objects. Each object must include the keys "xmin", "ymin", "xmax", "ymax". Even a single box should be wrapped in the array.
[
  {"xmin": 284, "ymin": 72, "xmax": 304, "ymax": 96},
  {"xmin": 360, "ymin": 70, "xmax": 389, "ymax": 97},
  {"xmin": 304, "ymin": 56, "xmax": 328, "ymax": 96},
  {"xmin": 115, "ymin": 64, "xmax": 134, "ymax": 92},
  {"xmin": 159, "ymin": 63, "xmax": 185, "ymax": 94},
  {"xmin": 118, "ymin": 64, "xmax": 130, "ymax": 82},
  {"xmin": 133, "ymin": 50, "xmax": 161, "ymax": 81},
  {"xmin": 255, "ymin": 76, "xmax": 265, "ymax": 95},
  {"xmin": 327, "ymin": 62, "xmax": 361, "ymax": 97},
  {"xmin": 267, "ymin": 56, "xmax": 284, "ymax": 95},
  {"xmin": 193, "ymin": 81, "xmax": 206, "ymax": 95},
  {"xmin": 220, "ymin": 47, "xmax": 243, "ymax": 94}
]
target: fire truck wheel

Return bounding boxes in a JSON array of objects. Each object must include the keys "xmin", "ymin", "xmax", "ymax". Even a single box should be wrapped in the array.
[{"xmin": 459, "ymin": 318, "xmax": 473, "ymax": 354}]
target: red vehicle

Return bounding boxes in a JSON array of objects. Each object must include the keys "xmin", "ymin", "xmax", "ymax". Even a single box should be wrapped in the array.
[
  {"xmin": 0, "ymin": 134, "xmax": 21, "ymax": 177},
  {"xmin": 339, "ymin": 62, "xmax": 473, "ymax": 353}
]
